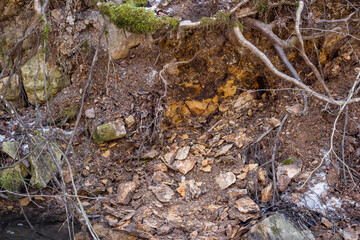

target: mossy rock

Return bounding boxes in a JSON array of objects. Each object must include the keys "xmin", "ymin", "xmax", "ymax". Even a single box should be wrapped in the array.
[
  {"xmin": 0, "ymin": 164, "xmax": 28, "ymax": 192},
  {"xmin": 247, "ymin": 213, "xmax": 315, "ymax": 240},
  {"xmin": 0, "ymin": 74, "xmax": 24, "ymax": 107},
  {"xmin": 93, "ymin": 120, "xmax": 127, "ymax": 143},
  {"xmin": 2, "ymin": 141, "xmax": 20, "ymax": 159},
  {"xmin": 20, "ymin": 52, "xmax": 70, "ymax": 106},
  {"xmin": 29, "ymin": 136, "xmax": 63, "ymax": 189}
]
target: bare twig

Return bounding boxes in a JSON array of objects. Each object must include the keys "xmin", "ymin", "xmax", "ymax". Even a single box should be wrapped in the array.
[
  {"xmin": 295, "ymin": 1, "xmax": 333, "ymax": 99},
  {"xmin": 315, "ymin": 11, "xmax": 358, "ymax": 23},
  {"xmin": 271, "ymin": 114, "xmax": 288, "ymax": 204},
  {"xmin": 341, "ymin": 106, "xmax": 348, "ymax": 184}
]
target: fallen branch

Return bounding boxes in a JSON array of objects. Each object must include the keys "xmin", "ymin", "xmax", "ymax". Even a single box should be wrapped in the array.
[
  {"xmin": 295, "ymin": 0, "xmax": 333, "ymax": 99},
  {"xmin": 232, "ymin": 26, "xmax": 360, "ymax": 105}
]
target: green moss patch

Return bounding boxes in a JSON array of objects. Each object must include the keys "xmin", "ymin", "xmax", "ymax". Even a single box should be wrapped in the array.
[
  {"xmin": 99, "ymin": 2, "xmax": 179, "ymax": 34},
  {"xmin": 283, "ymin": 158, "xmax": 294, "ymax": 165},
  {"xmin": 0, "ymin": 164, "xmax": 28, "ymax": 192},
  {"xmin": 200, "ymin": 11, "xmax": 230, "ymax": 29}
]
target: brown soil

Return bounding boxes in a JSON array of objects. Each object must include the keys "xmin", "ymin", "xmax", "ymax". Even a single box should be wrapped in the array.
[{"xmin": 1, "ymin": 0, "xmax": 360, "ymax": 239}]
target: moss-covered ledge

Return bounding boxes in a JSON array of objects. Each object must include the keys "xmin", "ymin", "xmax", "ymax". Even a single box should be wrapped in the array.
[{"xmin": 97, "ymin": 1, "xmax": 179, "ymax": 34}]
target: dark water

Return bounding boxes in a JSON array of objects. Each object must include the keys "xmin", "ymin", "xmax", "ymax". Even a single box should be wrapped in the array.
[{"xmin": 0, "ymin": 214, "xmax": 80, "ymax": 240}]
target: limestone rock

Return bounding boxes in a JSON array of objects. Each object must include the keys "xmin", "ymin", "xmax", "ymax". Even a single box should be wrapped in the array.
[
  {"xmin": 108, "ymin": 23, "xmax": 145, "ymax": 60},
  {"xmin": 29, "ymin": 136, "xmax": 63, "ymax": 188},
  {"xmin": 247, "ymin": 213, "xmax": 315, "ymax": 240},
  {"xmin": 0, "ymin": 74, "xmax": 23, "ymax": 107},
  {"xmin": 125, "ymin": 115, "xmax": 136, "ymax": 127},
  {"xmin": 152, "ymin": 184, "xmax": 174, "ymax": 203},
  {"xmin": 277, "ymin": 158, "xmax": 302, "ymax": 192},
  {"xmin": 21, "ymin": 53, "xmax": 70, "ymax": 106},
  {"xmin": 174, "ymin": 158, "xmax": 196, "ymax": 175},
  {"xmin": 92, "ymin": 119, "xmax": 126, "ymax": 143},
  {"xmin": 176, "ymin": 180, "xmax": 202, "ymax": 201},
  {"xmin": 175, "ymin": 146, "xmax": 190, "ymax": 160},
  {"xmin": 261, "ymin": 183, "xmax": 273, "ymax": 203},
  {"xmin": 116, "ymin": 181, "xmax": 136, "ymax": 204},
  {"xmin": 0, "ymin": 164, "xmax": 28, "ymax": 192},
  {"xmin": 216, "ymin": 172, "xmax": 236, "ymax": 190},
  {"xmin": 1, "ymin": 141, "xmax": 20, "ymax": 159},
  {"xmin": 235, "ymin": 196, "xmax": 259, "ymax": 214}
]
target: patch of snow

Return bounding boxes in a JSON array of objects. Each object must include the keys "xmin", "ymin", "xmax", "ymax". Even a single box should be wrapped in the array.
[
  {"xmin": 297, "ymin": 169, "xmax": 343, "ymax": 215},
  {"xmin": 0, "ymin": 134, "xmax": 5, "ymax": 142},
  {"xmin": 22, "ymin": 144, "xmax": 29, "ymax": 154},
  {"xmin": 145, "ymin": 68, "xmax": 158, "ymax": 86}
]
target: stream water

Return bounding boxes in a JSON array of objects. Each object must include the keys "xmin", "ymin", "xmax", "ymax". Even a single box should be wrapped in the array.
[{"xmin": 0, "ymin": 213, "xmax": 80, "ymax": 240}]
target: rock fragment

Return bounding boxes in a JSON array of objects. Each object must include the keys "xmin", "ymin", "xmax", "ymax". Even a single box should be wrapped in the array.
[
  {"xmin": 277, "ymin": 158, "xmax": 303, "ymax": 192},
  {"xmin": 152, "ymin": 184, "xmax": 174, "ymax": 203},
  {"xmin": 116, "ymin": 181, "xmax": 136, "ymax": 204},
  {"xmin": 125, "ymin": 115, "xmax": 135, "ymax": 127},
  {"xmin": 174, "ymin": 158, "xmax": 196, "ymax": 175},
  {"xmin": 176, "ymin": 180, "xmax": 202, "ymax": 201},
  {"xmin": 261, "ymin": 183, "xmax": 273, "ymax": 203},
  {"xmin": 235, "ymin": 196, "xmax": 260, "ymax": 213},
  {"xmin": 247, "ymin": 213, "xmax": 315, "ymax": 240},
  {"xmin": 175, "ymin": 146, "xmax": 190, "ymax": 160},
  {"xmin": 85, "ymin": 108, "xmax": 95, "ymax": 118},
  {"xmin": 216, "ymin": 172, "xmax": 236, "ymax": 190},
  {"xmin": 214, "ymin": 144, "xmax": 233, "ymax": 157},
  {"xmin": 92, "ymin": 119, "xmax": 126, "ymax": 143}
]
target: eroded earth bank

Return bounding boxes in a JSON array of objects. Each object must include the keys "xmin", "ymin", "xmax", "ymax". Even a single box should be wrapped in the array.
[{"xmin": 1, "ymin": 0, "xmax": 360, "ymax": 239}]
